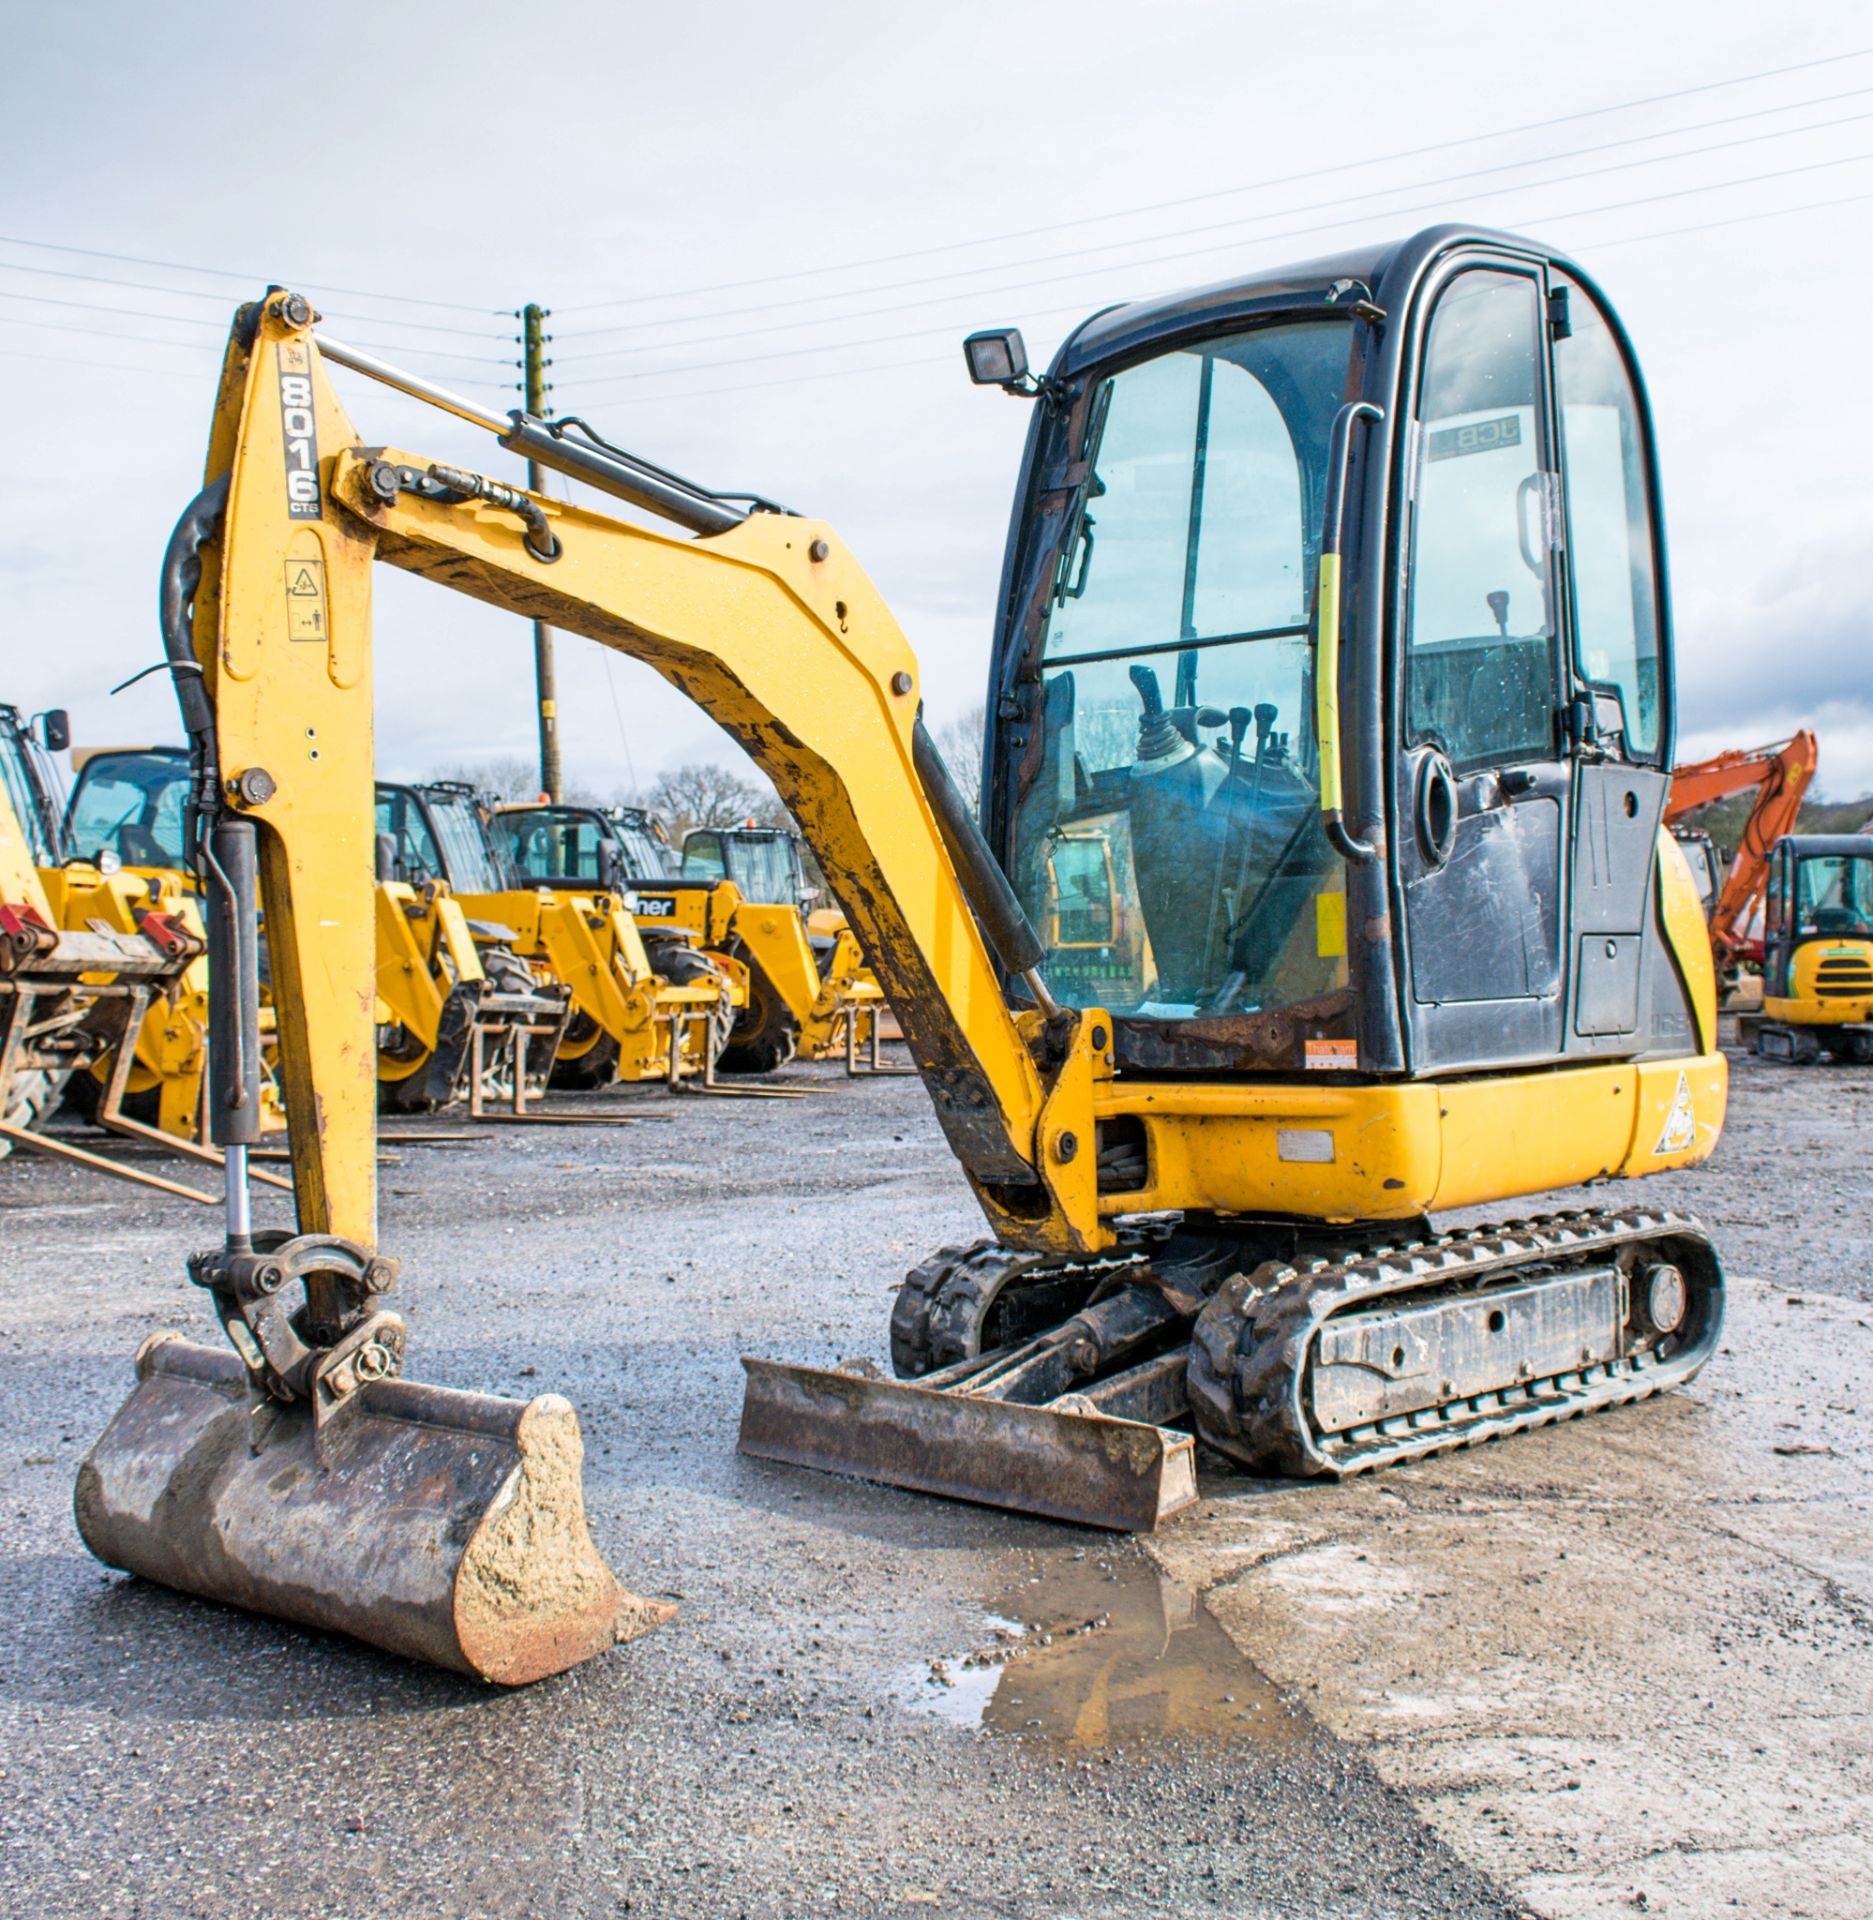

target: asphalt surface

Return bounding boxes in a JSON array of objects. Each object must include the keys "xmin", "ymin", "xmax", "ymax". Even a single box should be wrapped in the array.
[
  {"xmin": 2, "ymin": 1035, "xmax": 1861, "ymax": 1919},
  {"xmin": 1, "ymin": 1067, "xmax": 1517, "ymax": 1920}
]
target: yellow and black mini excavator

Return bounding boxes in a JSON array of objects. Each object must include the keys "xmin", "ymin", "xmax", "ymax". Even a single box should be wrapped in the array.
[
  {"xmin": 80, "ymin": 224, "xmax": 1727, "ymax": 1682},
  {"xmin": 1756, "ymin": 834, "xmax": 1873, "ymax": 1062}
]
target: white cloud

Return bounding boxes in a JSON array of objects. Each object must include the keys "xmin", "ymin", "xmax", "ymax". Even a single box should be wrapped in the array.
[{"xmin": 4, "ymin": 1, "xmax": 1869, "ymax": 809}]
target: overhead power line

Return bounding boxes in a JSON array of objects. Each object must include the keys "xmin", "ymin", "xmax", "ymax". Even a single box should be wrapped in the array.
[
  {"xmin": 559, "ymin": 145, "xmax": 1873, "ymax": 399},
  {"xmin": 0, "ymin": 255, "xmax": 510, "ymax": 340},
  {"xmin": 557, "ymin": 44, "xmax": 1873, "ymax": 314},
  {"xmin": 559, "ymin": 80, "xmax": 1873, "ymax": 353},
  {"xmin": 549, "ymin": 182, "xmax": 1873, "ymax": 413},
  {"xmin": 0, "ymin": 342, "xmax": 204, "ymax": 381},
  {"xmin": 0, "ymin": 291, "xmax": 516, "ymax": 375},
  {"xmin": 0, "ymin": 312, "xmax": 213, "ymax": 352},
  {"xmin": 0, "ymin": 232, "xmax": 500, "ymax": 316}
]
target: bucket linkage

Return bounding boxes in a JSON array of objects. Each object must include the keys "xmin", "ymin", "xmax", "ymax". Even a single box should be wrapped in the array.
[{"xmin": 76, "ymin": 527, "xmax": 664, "ymax": 1683}]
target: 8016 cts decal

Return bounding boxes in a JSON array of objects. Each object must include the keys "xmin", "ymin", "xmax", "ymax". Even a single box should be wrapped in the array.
[{"xmin": 279, "ymin": 341, "xmax": 322, "ymax": 520}]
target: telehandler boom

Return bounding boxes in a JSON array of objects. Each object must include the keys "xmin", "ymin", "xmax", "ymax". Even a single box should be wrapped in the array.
[{"xmin": 81, "ymin": 226, "xmax": 1727, "ymax": 1677}]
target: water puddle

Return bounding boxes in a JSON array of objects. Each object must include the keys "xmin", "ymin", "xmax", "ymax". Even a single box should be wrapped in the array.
[{"xmin": 891, "ymin": 1548, "xmax": 1298, "ymax": 1754}]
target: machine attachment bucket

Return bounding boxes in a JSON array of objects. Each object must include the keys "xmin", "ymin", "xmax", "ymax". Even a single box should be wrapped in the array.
[
  {"xmin": 76, "ymin": 1333, "xmax": 672, "ymax": 1685},
  {"xmin": 737, "ymin": 1357, "xmax": 1197, "ymax": 1533}
]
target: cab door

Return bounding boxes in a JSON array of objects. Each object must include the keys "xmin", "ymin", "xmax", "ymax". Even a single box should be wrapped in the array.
[
  {"xmin": 1396, "ymin": 257, "xmax": 1572, "ymax": 1072},
  {"xmin": 1548, "ymin": 273, "xmax": 1673, "ymax": 1057}
]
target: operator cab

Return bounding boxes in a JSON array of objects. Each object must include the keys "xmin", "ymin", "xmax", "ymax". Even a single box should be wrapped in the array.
[
  {"xmin": 983, "ymin": 224, "xmax": 1684, "ymax": 1079},
  {"xmin": 494, "ymin": 802, "xmax": 675, "ymax": 892},
  {"xmin": 374, "ymin": 782, "xmax": 511, "ymax": 893},
  {"xmin": 681, "ymin": 825, "xmax": 814, "ymax": 913},
  {"xmin": 63, "ymin": 744, "xmax": 189, "ymax": 871}
]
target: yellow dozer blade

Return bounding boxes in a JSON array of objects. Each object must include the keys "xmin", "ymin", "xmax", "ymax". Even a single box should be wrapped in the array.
[{"xmin": 77, "ymin": 1332, "xmax": 671, "ymax": 1685}]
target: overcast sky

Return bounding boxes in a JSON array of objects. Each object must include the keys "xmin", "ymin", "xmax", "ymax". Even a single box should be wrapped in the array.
[{"xmin": 4, "ymin": 1, "xmax": 1870, "ymax": 799}]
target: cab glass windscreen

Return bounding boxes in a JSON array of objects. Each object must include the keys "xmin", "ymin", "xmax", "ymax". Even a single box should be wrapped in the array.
[
  {"xmin": 65, "ymin": 751, "xmax": 189, "ymax": 868},
  {"xmin": 1008, "ymin": 318, "xmax": 1352, "ymax": 1020}
]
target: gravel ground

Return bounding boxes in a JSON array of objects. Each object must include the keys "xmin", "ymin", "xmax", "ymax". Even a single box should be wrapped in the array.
[
  {"xmin": 1, "ymin": 1067, "xmax": 1515, "ymax": 1920},
  {"xmin": 0, "ymin": 1031, "xmax": 1861, "ymax": 1918}
]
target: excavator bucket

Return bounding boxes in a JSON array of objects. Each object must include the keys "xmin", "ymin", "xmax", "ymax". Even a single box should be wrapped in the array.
[{"xmin": 76, "ymin": 1333, "xmax": 672, "ymax": 1686}]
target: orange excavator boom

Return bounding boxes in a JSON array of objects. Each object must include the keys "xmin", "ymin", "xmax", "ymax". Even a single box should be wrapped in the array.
[{"xmin": 1666, "ymin": 729, "xmax": 1818, "ymax": 970}]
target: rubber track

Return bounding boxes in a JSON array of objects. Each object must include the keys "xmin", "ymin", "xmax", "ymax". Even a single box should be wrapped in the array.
[
  {"xmin": 1188, "ymin": 1206, "xmax": 1725, "ymax": 1478},
  {"xmin": 889, "ymin": 1242, "xmax": 1140, "ymax": 1379}
]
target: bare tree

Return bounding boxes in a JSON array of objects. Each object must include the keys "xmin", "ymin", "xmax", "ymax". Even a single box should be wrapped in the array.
[
  {"xmin": 643, "ymin": 761, "xmax": 784, "ymax": 841},
  {"xmin": 425, "ymin": 756, "xmax": 618, "ymax": 806},
  {"xmin": 427, "ymin": 755, "xmax": 546, "ymax": 802},
  {"xmin": 933, "ymin": 705, "xmax": 986, "ymax": 818}
]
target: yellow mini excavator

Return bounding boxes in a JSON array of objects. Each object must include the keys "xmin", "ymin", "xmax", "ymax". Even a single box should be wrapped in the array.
[
  {"xmin": 1756, "ymin": 834, "xmax": 1873, "ymax": 1062},
  {"xmin": 81, "ymin": 224, "xmax": 1727, "ymax": 1679}
]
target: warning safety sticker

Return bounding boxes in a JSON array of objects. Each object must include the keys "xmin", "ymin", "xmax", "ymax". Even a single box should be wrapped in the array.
[
  {"xmin": 284, "ymin": 554, "xmax": 328, "ymax": 641},
  {"xmin": 1653, "ymin": 1071, "xmax": 1697, "ymax": 1155}
]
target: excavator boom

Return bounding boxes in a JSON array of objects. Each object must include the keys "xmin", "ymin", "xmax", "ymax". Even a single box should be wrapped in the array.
[{"xmin": 1667, "ymin": 730, "xmax": 1818, "ymax": 971}]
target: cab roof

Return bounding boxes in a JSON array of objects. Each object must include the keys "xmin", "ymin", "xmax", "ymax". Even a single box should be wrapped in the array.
[
  {"xmin": 1783, "ymin": 834, "xmax": 1873, "ymax": 859},
  {"xmin": 1053, "ymin": 223, "xmax": 1557, "ymax": 377}
]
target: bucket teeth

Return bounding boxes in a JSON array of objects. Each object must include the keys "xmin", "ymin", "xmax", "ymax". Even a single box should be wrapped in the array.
[{"xmin": 76, "ymin": 1333, "xmax": 670, "ymax": 1685}]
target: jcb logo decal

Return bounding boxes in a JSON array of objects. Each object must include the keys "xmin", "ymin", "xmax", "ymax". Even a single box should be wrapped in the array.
[{"xmin": 279, "ymin": 343, "xmax": 322, "ymax": 520}]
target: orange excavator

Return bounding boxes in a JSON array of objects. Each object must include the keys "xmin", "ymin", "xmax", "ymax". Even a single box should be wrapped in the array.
[{"xmin": 1665, "ymin": 730, "xmax": 1817, "ymax": 983}]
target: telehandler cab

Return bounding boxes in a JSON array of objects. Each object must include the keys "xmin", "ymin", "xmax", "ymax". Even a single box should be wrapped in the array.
[{"xmin": 80, "ymin": 225, "xmax": 1726, "ymax": 1681}]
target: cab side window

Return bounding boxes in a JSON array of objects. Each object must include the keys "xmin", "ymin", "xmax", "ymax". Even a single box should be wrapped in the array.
[
  {"xmin": 682, "ymin": 832, "xmax": 727, "ymax": 882},
  {"xmin": 1406, "ymin": 269, "xmax": 1558, "ymax": 773},
  {"xmin": 1554, "ymin": 277, "xmax": 1664, "ymax": 762}
]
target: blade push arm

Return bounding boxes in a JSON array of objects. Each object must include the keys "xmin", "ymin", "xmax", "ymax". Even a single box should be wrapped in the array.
[{"xmin": 199, "ymin": 295, "xmax": 1099, "ymax": 1250}]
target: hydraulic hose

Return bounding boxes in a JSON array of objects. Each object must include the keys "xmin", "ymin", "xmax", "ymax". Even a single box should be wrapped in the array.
[
  {"xmin": 159, "ymin": 475, "xmax": 230, "ymax": 759},
  {"xmin": 157, "ymin": 476, "xmax": 259, "ymax": 1228},
  {"xmin": 911, "ymin": 718, "xmax": 1058, "ymax": 1017}
]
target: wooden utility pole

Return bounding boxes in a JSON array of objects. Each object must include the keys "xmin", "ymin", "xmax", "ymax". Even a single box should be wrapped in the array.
[{"xmin": 520, "ymin": 303, "xmax": 561, "ymax": 801}]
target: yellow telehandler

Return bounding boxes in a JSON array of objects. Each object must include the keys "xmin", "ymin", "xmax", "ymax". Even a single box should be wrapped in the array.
[
  {"xmin": 56, "ymin": 743, "xmax": 289, "ymax": 1153},
  {"xmin": 378, "ymin": 780, "xmax": 735, "ymax": 1094},
  {"xmin": 675, "ymin": 823, "xmax": 895, "ymax": 1071},
  {"xmin": 83, "ymin": 225, "xmax": 1726, "ymax": 1679},
  {"xmin": 499, "ymin": 802, "xmax": 890, "ymax": 1072},
  {"xmin": 1, "ymin": 708, "xmax": 232, "ymax": 1199}
]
